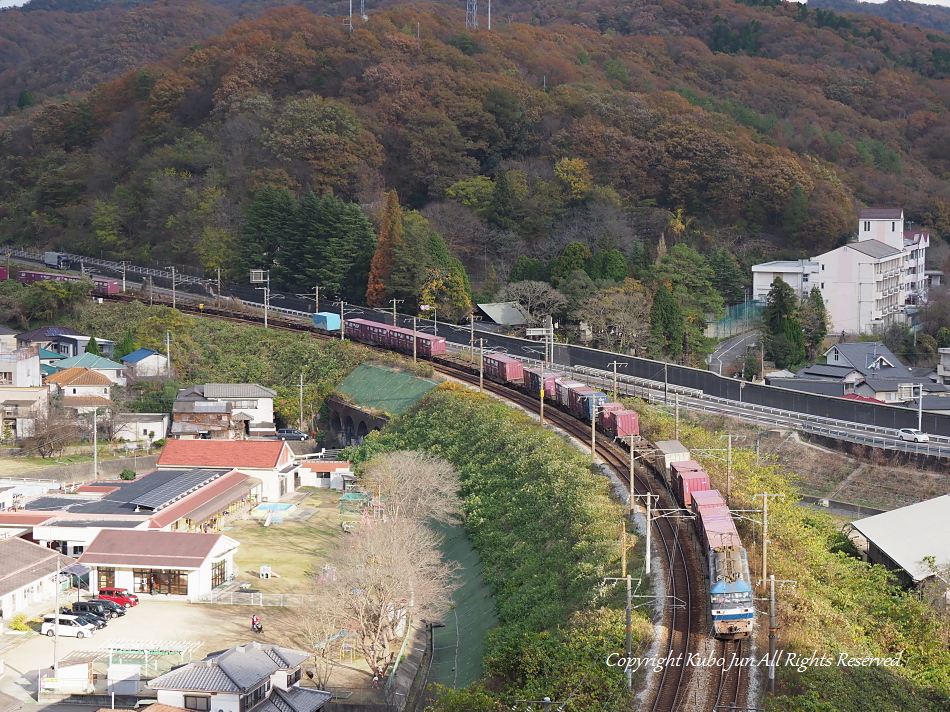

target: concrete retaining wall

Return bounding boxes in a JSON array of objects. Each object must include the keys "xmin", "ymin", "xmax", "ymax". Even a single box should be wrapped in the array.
[{"xmin": 3, "ymin": 454, "xmax": 159, "ymax": 484}]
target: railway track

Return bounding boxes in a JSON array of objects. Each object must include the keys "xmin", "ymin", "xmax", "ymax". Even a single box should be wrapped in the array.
[
  {"xmin": 100, "ymin": 292, "xmax": 748, "ymax": 711},
  {"xmin": 713, "ymin": 640, "xmax": 745, "ymax": 711}
]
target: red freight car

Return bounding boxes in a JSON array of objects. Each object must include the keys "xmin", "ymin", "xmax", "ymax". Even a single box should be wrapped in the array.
[
  {"xmin": 554, "ymin": 379, "xmax": 585, "ymax": 407},
  {"xmin": 415, "ymin": 333, "xmax": 446, "ymax": 358},
  {"xmin": 525, "ymin": 369, "xmax": 558, "ymax": 400},
  {"xmin": 699, "ymin": 513, "xmax": 741, "ymax": 550},
  {"xmin": 691, "ymin": 489, "xmax": 727, "ymax": 515},
  {"xmin": 484, "ymin": 353, "xmax": 523, "ymax": 383},
  {"xmin": 0, "ymin": 267, "xmax": 8, "ymax": 281},
  {"xmin": 18, "ymin": 270, "xmax": 118, "ymax": 294},
  {"xmin": 388, "ymin": 326, "xmax": 416, "ymax": 354},
  {"xmin": 612, "ymin": 409, "xmax": 640, "ymax": 438},
  {"xmin": 675, "ymin": 469, "xmax": 710, "ymax": 507}
]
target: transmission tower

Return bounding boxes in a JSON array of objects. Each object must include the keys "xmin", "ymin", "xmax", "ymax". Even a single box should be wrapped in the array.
[{"xmin": 466, "ymin": 0, "xmax": 478, "ymax": 29}]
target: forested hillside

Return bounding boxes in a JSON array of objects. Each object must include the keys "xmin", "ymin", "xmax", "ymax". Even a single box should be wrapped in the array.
[
  {"xmin": 7, "ymin": 0, "xmax": 950, "ymax": 362},
  {"xmin": 810, "ymin": 0, "xmax": 950, "ymax": 37}
]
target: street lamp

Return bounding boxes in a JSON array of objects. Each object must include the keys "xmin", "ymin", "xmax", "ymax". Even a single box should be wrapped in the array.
[
  {"xmin": 250, "ymin": 270, "xmax": 270, "ymax": 329},
  {"xmin": 420, "ymin": 304, "xmax": 437, "ymax": 336}
]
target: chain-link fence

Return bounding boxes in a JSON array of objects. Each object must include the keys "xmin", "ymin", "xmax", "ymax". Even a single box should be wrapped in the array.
[{"xmin": 705, "ymin": 300, "xmax": 763, "ymax": 339}]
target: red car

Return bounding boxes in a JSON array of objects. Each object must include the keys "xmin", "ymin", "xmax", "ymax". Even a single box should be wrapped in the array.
[{"xmin": 97, "ymin": 587, "xmax": 139, "ymax": 607}]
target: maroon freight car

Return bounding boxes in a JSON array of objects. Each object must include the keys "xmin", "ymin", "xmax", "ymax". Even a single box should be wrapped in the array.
[
  {"xmin": 18, "ymin": 270, "xmax": 118, "ymax": 294},
  {"xmin": 415, "ymin": 333, "xmax": 446, "ymax": 358},
  {"xmin": 484, "ymin": 353, "xmax": 523, "ymax": 383},
  {"xmin": 525, "ymin": 369, "xmax": 558, "ymax": 400},
  {"xmin": 598, "ymin": 402, "xmax": 625, "ymax": 430},
  {"xmin": 554, "ymin": 379, "xmax": 585, "ymax": 407},
  {"xmin": 675, "ymin": 469, "xmax": 710, "ymax": 507}
]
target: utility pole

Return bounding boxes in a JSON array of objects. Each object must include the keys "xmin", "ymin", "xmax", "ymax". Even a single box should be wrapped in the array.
[
  {"xmin": 120, "ymin": 261, "xmax": 128, "ymax": 293},
  {"xmin": 412, "ymin": 317, "xmax": 418, "ymax": 363},
  {"xmin": 217, "ymin": 268, "xmax": 222, "ymax": 307},
  {"xmin": 723, "ymin": 433, "xmax": 732, "ymax": 506},
  {"xmin": 664, "ymin": 363, "xmax": 669, "ymax": 404},
  {"xmin": 314, "ymin": 285, "xmax": 320, "ymax": 314},
  {"xmin": 620, "ymin": 528, "xmax": 633, "ymax": 692},
  {"xmin": 608, "ymin": 361, "xmax": 627, "ymax": 401},
  {"xmin": 149, "ymin": 276, "xmax": 154, "ymax": 306},
  {"xmin": 487, "ymin": 0, "xmax": 491, "ymax": 30},
  {"xmin": 299, "ymin": 372, "xmax": 304, "ymax": 430},
  {"xmin": 769, "ymin": 575, "xmax": 777, "ymax": 694},
  {"xmin": 478, "ymin": 339, "xmax": 486, "ymax": 392},
  {"xmin": 334, "ymin": 300, "xmax": 346, "ymax": 340},
  {"xmin": 918, "ymin": 384, "xmax": 924, "ymax": 432},
  {"xmin": 171, "ymin": 266, "xmax": 177, "ymax": 309},
  {"xmin": 755, "ymin": 493, "xmax": 786, "ymax": 585},
  {"xmin": 539, "ymin": 386, "xmax": 545, "ymax": 425},
  {"xmin": 674, "ymin": 394, "xmax": 680, "ymax": 440},
  {"xmin": 91, "ymin": 408, "xmax": 98, "ymax": 479},
  {"xmin": 389, "ymin": 298, "xmax": 403, "ymax": 326},
  {"xmin": 166, "ymin": 330, "xmax": 171, "ymax": 378}
]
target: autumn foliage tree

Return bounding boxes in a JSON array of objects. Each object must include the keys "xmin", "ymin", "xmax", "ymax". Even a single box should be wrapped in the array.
[{"xmin": 366, "ymin": 191, "xmax": 402, "ymax": 307}]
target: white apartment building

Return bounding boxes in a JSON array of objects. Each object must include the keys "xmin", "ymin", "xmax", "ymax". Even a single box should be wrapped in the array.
[
  {"xmin": 812, "ymin": 240, "xmax": 905, "ymax": 333},
  {"xmin": 751, "ymin": 260, "xmax": 820, "ymax": 302},
  {"xmin": 752, "ymin": 207, "xmax": 931, "ymax": 334}
]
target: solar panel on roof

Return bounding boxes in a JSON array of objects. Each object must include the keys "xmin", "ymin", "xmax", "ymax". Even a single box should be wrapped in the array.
[{"xmin": 130, "ymin": 469, "xmax": 223, "ymax": 511}]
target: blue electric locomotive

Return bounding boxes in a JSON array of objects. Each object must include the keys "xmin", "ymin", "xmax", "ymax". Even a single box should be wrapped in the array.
[{"xmin": 708, "ymin": 546, "xmax": 754, "ymax": 639}]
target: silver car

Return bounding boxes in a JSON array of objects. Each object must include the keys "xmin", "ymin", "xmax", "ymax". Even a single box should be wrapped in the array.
[{"xmin": 897, "ymin": 428, "xmax": 929, "ymax": 443}]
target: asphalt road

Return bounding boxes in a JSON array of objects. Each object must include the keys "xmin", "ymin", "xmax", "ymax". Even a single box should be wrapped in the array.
[{"xmin": 709, "ymin": 330, "xmax": 761, "ymax": 374}]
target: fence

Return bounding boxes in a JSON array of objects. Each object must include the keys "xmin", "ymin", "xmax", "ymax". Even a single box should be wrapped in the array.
[
  {"xmin": 705, "ymin": 300, "xmax": 764, "ymax": 339},
  {"xmin": 190, "ymin": 591, "xmax": 313, "ymax": 606}
]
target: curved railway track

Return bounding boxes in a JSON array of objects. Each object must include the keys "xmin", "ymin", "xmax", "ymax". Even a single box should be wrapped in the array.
[{"xmin": 101, "ymin": 293, "xmax": 749, "ymax": 711}]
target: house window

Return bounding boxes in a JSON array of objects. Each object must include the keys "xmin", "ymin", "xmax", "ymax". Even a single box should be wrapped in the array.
[
  {"xmin": 821, "ymin": 283, "xmax": 824, "ymax": 289},
  {"xmin": 864, "ymin": 221, "xmax": 870, "ymax": 231},
  {"xmin": 821, "ymin": 264, "xmax": 825, "ymax": 271},
  {"xmin": 212, "ymin": 560, "xmax": 226, "ymax": 588},
  {"xmin": 133, "ymin": 569, "xmax": 188, "ymax": 595},
  {"xmin": 98, "ymin": 567, "xmax": 115, "ymax": 589},
  {"xmin": 288, "ymin": 668, "xmax": 301, "ymax": 686},
  {"xmin": 242, "ymin": 684, "xmax": 267, "ymax": 711},
  {"xmin": 72, "ymin": 388, "xmax": 77, "ymax": 394},
  {"xmin": 892, "ymin": 222, "xmax": 896, "ymax": 231},
  {"xmin": 0, "ymin": 372, "xmax": 11, "ymax": 385},
  {"xmin": 184, "ymin": 696, "xmax": 211, "ymax": 711}
]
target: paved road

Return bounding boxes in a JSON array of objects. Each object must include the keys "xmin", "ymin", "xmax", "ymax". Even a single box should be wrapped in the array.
[{"xmin": 709, "ymin": 330, "xmax": 761, "ymax": 374}]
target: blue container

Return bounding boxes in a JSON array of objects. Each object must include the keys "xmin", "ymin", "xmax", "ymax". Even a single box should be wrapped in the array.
[
  {"xmin": 313, "ymin": 312, "xmax": 342, "ymax": 331},
  {"xmin": 579, "ymin": 390, "xmax": 609, "ymax": 421}
]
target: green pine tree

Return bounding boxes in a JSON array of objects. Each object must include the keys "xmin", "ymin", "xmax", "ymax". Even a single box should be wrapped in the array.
[
  {"xmin": 114, "ymin": 329, "xmax": 136, "ymax": 360},
  {"xmin": 649, "ymin": 283, "xmax": 685, "ymax": 359},
  {"xmin": 85, "ymin": 336, "xmax": 102, "ymax": 356},
  {"xmin": 17, "ymin": 90, "xmax": 35, "ymax": 109},
  {"xmin": 236, "ymin": 186, "xmax": 296, "ymax": 278},
  {"xmin": 486, "ymin": 169, "xmax": 516, "ymax": 230}
]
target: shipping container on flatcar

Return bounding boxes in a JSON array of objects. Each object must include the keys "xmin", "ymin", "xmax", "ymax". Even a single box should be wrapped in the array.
[
  {"xmin": 613, "ymin": 410, "xmax": 640, "ymax": 438},
  {"xmin": 567, "ymin": 385, "xmax": 595, "ymax": 417},
  {"xmin": 0, "ymin": 267, "xmax": 7, "ymax": 281},
  {"xmin": 484, "ymin": 353, "xmax": 523, "ymax": 383},
  {"xmin": 554, "ymin": 379, "xmax": 585, "ymax": 407},
  {"xmin": 415, "ymin": 333, "xmax": 447, "ymax": 358},
  {"xmin": 571, "ymin": 387, "xmax": 609, "ymax": 421},
  {"xmin": 598, "ymin": 402, "xmax": 625, "ymax": 431},
  {"xmin": 654, "ymin": 440, "xmax": 691, "ymax": 474},
  {"xmin": 670, "ymin": 459, "xmax": 705, "ymax": 487},
  {"xmin": 675, "ymin": 468, "xmax": 710, "ymax": 507},
  {"xmin": 525, "ymin": 369, "xmax": 558, "ymax": 400},
  {"xmin": 313, "ymin": 312, "xmax": 342, "ymax": 331},
  {"xmin": 691, "ymin": 489, "xmax": 728, "ymax": 516}
]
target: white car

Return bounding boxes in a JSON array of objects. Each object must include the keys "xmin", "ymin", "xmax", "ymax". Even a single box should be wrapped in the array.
[
  {"xmin": 40, "ymin": 613, "xmax": 96, "ymax": 638},
  {"xmin": 897, "ymin": 428, "xmax": 929, "ymax": 443}
]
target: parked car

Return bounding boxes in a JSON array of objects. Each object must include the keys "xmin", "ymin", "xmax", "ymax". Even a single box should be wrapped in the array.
[
  {"xmin": 72, "ymin": 600, "xmax": 113, "ymax": 619},
  {"xmin": 96, "ymin": 588, "xmax": 139, "ymax": 607},
  {"xmin": 88, "ymin": 598, "xmax": 126, "ymax": 616},
  {"xmin": 62, "ymin": 608, "xmax": 107, "ymax": 629},
  {"xmin": 897, "ymin": 428, "xmax": 930, "ymax": 443},
  {"xmin": 276, "ymin": 428, "xmax": 308, "ymax": 441},
  {"xmin": 41, "ymin": 614, "xmax": 96, "ymax": 638}
]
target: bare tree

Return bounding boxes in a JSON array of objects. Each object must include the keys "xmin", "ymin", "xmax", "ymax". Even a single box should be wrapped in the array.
[
  {"xmin": 495, "ymin": 280, "xmax": 567, "ymax": 325},
  {"xmin": 358, "ymin": 451, "xmax": 460, "ymax": 525},
  {"xmin": 577, "ymin": 284, "xmax": 651, "ymax": 355},
  {"xmin": 323, "ymin": 519, "xmax": 457, "ymax": 674},
  {"xmin": 298, "ymin": 590, "xmax": 350, "ymax": 690},
  {"xmin": 21, "ymin": 407, "xmax": 81, "ymax": 459}
]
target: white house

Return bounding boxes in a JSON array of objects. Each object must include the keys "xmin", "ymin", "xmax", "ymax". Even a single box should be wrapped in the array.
[
  {"xmin": 857, "ymin": 208, "xmax": 930, "ymax": 305},
  {"xmin": 0, "ymin": 346, "xmax": 48, "ymax": 439},
  {"xmin": 0, "ymin": 537, "xmax": 78, "ymax": 621},
  {"xmin": 53, "ymin": 353, "xmax": 127, "ymax": 386},
  {"xmin": 114, "ymin": 412, "xmax": 170, "ymax": 445},
  {"xmin": 79, "ymin": 529, "xmax": 239, "ymax": 598},
  {"xmin": 45, "ymin": 367, "xmax": 112, "ymax": 413},
  {"xmin": 156, "ymin": 439, "xmax": 297, "ymax": 501},
  {"xmin": 751, "ymin": 260, "xmax": 820, "ymax": 302},
  {"xmin": 121, "ymin": 348, "xmax": 170, "ymax": 378},
  {"xmin": 148, "ymin": 642, "xmax": 331, "ymax": 712}
]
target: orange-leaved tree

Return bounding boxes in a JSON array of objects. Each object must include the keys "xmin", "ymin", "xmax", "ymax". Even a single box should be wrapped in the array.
[{"xmin": 366, "ymin": 190, "xmax": 403, "ymax": 307}]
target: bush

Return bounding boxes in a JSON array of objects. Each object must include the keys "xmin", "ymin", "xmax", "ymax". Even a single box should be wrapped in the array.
[
  {"xmin": 119, "ymin": 469, "xmax": 136, "ymax": 480},
  {"xmin": 152, "ymin": 438, "xmax": 167, "ymax": 448},
  {"xmin": 9, "ymin": 613, "xmax": 30, "ymax": 631}
]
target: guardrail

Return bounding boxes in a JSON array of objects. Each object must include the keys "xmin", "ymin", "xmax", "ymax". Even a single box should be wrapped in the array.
[{"xmin": 191, "ymin": 591, "xmax": 312, "ymax": 606}]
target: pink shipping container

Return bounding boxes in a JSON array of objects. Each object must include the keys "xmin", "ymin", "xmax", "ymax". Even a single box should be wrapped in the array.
[
  {"xmin": 691, "ymin": 489, "xmax": 727, "ymax": 516},
  {"xmin": 554, "ymin": 379, "xmax": 585, "ymax": 407},
  {"xmin": 598, "ymin": 403, "xmax": 625, "ymax": 430},
  {"xmin": 613, "ymin": 410, "xmax": 640, "ymax": 438},
  {"xmin": 484, "ymin": 353, "xmax": 523, "ymax": 382},
  {"xmin": 675, "ymin": 469, "xmax": 710, "ymax": 507},
  {"xmin": 415, "ymin": 333, "xmax": 446, "ymax": 357},
  {"xmin": 699, "ymin": 514, "xmax": 740, "ymax": 550}
]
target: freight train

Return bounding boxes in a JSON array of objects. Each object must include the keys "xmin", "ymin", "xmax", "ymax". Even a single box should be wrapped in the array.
[
  {"xmin": 328, "ymin": 316, "xmax": 755, "ymax": 639},
  {"xmin": 16, "ymin": 270, "xmax": 119, "ymax": 294}
]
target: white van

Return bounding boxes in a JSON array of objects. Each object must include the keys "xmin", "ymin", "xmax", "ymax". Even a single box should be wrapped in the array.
[{"xmin": 41, "ymin": 613, "xmax": 96, "ymax": 638}]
